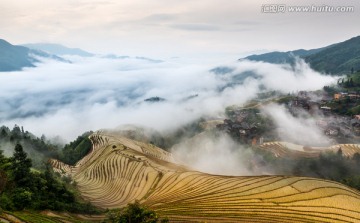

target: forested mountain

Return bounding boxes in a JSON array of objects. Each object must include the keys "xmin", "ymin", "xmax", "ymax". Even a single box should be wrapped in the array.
[
  {"xmin": 244, "ymin": 48, "xmax": 325, "ymax": 65},
  {"xmin": 305, "ymin": 36, "xmax": 360, "ymax": 74},
  {"xmin": 244, "ymin": 36, "xmax": 360, "ymax": 74}
]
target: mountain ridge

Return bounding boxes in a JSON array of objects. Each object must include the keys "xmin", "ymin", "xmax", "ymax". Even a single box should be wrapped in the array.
[
  {"xmin": 244, "ymin": 47, "xmax": 326, "ymax": 65},
  {"xmin": 243, "ymin": 35, "xmax": 360, "ymax": 74},
  {"xmin": 23, "ymin": 43, "xmax": 94, "ymax": 57},
  {"xmin": 0, "ymin": 39, "xmax": 37, "ymax": 71},
  {"xmin": 0, "ymin": 39, "xmax": 68, "ymax": 71}
]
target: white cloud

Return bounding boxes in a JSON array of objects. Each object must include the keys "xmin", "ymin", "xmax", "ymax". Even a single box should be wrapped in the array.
[
  {"xmin": 261, "ymin": 104, "xmax": 331, "ymax": 146},
  {"xmin": 0, "ymin": 57, "xmax": 337, "ymax": 141},
  {"xmin": 171, "ymin": 132, "xmax": 254, "ymax": 176},
  {"xmin": 1, "ymin": 0, "xmax": 359, "ymax": 57}
]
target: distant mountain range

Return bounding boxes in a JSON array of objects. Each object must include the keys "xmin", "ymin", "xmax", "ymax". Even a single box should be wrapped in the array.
[
  {"xmin": 243, "ymin": 36, "xmax": 360, "ymax": 75},
  {"xmin": 23, "ymin": 43, "xmax": 94, "ymax": 57},
  {"xmin": 2, "ymin": 36, "xmax": 359, "ymax": 73},
  {"xmin": 0, "ymin": 39, "xmax": 66, "ymax": 71},
  {"xmin": 0, "ymin": 39, "xmax": 165, "ymax": 72},
  {"xmin": 244, "ymin": 48, "xmax": 325, "ymax": 65}
]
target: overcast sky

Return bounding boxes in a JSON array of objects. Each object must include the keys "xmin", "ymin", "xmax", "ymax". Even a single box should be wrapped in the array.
[{"xmin": 1, "ymin": 0, "xmax": 360, "ymax": 59}]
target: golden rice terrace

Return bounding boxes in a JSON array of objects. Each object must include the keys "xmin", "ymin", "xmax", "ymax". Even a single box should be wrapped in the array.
[
  {"xmin": 259, "ymin": 141, "xmax": 360, "ymax": 159},
  {"xmin": 51, "ymin": 131, "xmax": 360, "ymax": 222}
]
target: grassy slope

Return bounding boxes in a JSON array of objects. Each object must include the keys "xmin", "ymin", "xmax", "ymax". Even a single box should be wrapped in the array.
[{"xmin": 51, "ymin": 131, "xmax": 360, "ymax": 222}]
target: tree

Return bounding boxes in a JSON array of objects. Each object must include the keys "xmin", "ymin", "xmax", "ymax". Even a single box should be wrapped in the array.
[
  {"xmin": 350, "ymin": 78, "xmax": 354, "ymax": 87},
  {"xmin": 353, "ymin": 153, "xmax": 360, "ymax": 164},
  {"xmin": 337, "ymin": 148, "xmax": 343, "ymax": 158},
  {"xmin": 11, "ymin": 188, "xmax": 32, "ymax": 210},
  {"xmin": 11, "ymin": 125, "xmax": 22, "ymax": 139},
  {"xmin": 0, "ymin": 128, "xmax": 7, "ymax": 138},
  {"xmin": 0, "ymin": 149, "xmax": 6, "ymax": 165},
  {"xmin": 0, "ymin": 170, "xmax": 7, "ymax": 193},
  {"xmin": 11, "ymin": 144, "xmax": 32, "ymax": 187}
]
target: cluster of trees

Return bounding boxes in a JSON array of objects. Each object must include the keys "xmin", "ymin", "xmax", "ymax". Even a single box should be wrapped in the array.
[
  {"xmin": 0, "ymin": 143, "xmax": 99, "ymax": 213},
  {"xmin": 0, "ymin": 125, "xmax": 93, "ymax": 166},
  {"xmin": 0, "ymin": 125, "xmax": 58, "ymax": 168},
  {"xmin": 338, "ymin": 71, "xmax": 360, "ymax": 89},
  {"xmin": 323, "ymin": 85, "xmax": 338, "ymax": 95},
  {"xmin": 338, "ymin": 78, "xmax": 358, "ymax": 88},
  {"xmin": 58, "ymin": 132, "xmax": 93, "ymax": 165}
]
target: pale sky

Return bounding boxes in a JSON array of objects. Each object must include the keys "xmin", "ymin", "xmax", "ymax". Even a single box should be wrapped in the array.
[{"xmin": 1, "ymin": 0, "xmax": 359, "ymax": 59}]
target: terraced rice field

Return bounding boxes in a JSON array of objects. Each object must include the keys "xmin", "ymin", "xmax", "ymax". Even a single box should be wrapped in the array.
[
  {"xmin": 0, "ymin": 211, "xmax": 100, "ymax": 223},
  {"xmin": 260, "ymin": 141, "xmax": 360, "ymax": 159},
  {"xmin": 52, "ymin": 131, "xmax": 360, "ymax": 222}
]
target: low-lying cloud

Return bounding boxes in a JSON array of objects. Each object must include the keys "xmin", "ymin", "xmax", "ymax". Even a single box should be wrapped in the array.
[
  {"xmin": 0, "ymin": 56, "xmax": 337, "ymax": 141},
  {"xmin": 171, "ymin": 132, "xmax": 254, "ymax": 176},
  {"xmin": 262, "ymin": 104, "xmax": 331, "ymax": 146}
]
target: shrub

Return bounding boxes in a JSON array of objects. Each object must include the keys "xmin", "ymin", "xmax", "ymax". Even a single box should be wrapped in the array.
[{"xmin": 106, "ymin": 201, "xmax": 168, "ymax": 223}]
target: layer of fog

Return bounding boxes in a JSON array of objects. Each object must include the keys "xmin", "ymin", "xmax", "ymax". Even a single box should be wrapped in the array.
[
  {"xmin": 0, "ymin": 56, "xmax": 337, "ymax": 142},
  {"xmin": 262, "ymin": 104, "xmax": 331, "ymax": 147},
  {"xmin": 171, "ymin": 132, "xmax": 255, "ymax": 176}
]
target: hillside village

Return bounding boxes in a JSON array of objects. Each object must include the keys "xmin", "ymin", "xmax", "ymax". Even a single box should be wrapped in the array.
[{"xmin": 217, "ymin": 83, "xmax": 360, "ymax": 146}]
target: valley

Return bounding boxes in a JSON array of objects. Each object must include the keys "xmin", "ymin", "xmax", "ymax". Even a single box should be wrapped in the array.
[{"xmin": 1, "ymin": 13, "xmax": 360, "ymax": 221}]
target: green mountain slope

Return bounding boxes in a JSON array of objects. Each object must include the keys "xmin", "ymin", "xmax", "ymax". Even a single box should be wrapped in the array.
[
  {"xmin": 305, "ymin": 36, "xmax": 360, "ymax": 74},
  {"xmin": 244, "ymin": 35, "xmax": 360, "ymax": 74},
  {"xmin": 244, "ymin": 48, "xmax": 324, "ymax": 65}
]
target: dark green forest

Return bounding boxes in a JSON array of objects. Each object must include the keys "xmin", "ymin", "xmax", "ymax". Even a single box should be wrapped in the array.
[
  {"xmin": 0, "ymin": 125, "xmax": 96, "ymax": 213},
  {"xmin": 0, "ymin": 144, "xmax": 99, "ymax": 213}
]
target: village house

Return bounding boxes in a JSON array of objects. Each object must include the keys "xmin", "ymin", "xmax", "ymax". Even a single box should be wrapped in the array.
[
  {"xmin": 325, "ymin": 126, "xmax": 339, "ymax": 136},
  {"xmin": 320, "ymin": 106, "xmax": 332, "ymax": 115},
  {"xmin": 353, "ymin": 122, "xmax": 360, "ymax": 135},
  {"xmin": 334, "ymin": 92, "xmax": 348, "ymax": 100},
  {"xmin": 298, "ymin": 91, "xmax": 310, "ymax": 99},
  {"xmin": 316, "ymin": 119, "xmax": 328, "ymax": 129},
  {"xmin": 348, "ymin": 93, "xmax": 360, "ymax": 100}
]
